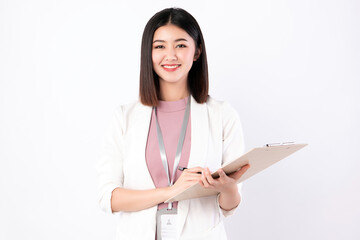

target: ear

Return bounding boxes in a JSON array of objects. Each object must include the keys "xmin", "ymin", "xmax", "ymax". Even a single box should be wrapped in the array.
[{"xmin": 194, "ymin": 45, "xmax": 202, "ymax": 61}]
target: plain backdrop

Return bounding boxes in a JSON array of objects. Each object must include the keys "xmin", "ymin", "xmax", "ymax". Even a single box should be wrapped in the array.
[{"xmin": 1, "ymin": 0, "xmax": 359, "ymax": 239}]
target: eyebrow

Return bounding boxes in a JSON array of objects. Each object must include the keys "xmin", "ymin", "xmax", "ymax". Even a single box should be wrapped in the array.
[{"xmin": 153, "ymin": 38, "xmax": 188, "ymax": 43}]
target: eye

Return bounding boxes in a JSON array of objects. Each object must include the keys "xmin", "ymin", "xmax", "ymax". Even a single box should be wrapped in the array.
[
  {"xmin": 176, "ymin": 44, "xmax": 187, "ymax": 48},
  {"xmin": 154, "ymin": 45, "xmax": 164, "ymax": 49}
]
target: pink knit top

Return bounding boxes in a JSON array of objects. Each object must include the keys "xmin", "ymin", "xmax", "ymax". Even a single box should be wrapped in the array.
[{"xmin": 145, "ymin": 97, "xmax": 191, "ymax": 210}]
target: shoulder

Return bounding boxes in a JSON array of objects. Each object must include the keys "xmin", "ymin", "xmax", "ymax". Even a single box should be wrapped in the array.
[
  {"xmin": 206, "ymin": 95, "xmax": 240, "ymax": 120},
  {"xmin": 109, "ymin": 99, "xmax": 151, "ymax": 133},
  {"xmin": 113, "ymin": 98, "xmax": 151, "ymax": 117}
]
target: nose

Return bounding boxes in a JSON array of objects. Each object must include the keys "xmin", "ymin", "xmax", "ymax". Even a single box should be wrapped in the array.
[{"xmin": 164, "ymin": 48, "xmax": 177, "ymax": 61}]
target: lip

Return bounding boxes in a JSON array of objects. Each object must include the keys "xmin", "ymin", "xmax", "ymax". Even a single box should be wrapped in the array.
[{"xmin": 161, "ymin": 64, "xmax": 181, "ymax": 72}]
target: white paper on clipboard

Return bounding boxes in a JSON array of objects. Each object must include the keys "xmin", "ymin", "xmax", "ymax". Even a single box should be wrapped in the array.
[{"xmin": 165, "ymin": 143, "xmax": 307, "ymax": 203}]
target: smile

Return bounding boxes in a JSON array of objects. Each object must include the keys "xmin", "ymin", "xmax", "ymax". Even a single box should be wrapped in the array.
[{"xmin": 162, "ymin": 64, "xmax": 181, "ymax": 72}]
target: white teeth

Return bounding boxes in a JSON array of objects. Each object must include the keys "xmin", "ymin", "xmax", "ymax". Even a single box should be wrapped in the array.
[{"xmin": 163, "ymin": 65, "xmax": 179, "ymax": 69}]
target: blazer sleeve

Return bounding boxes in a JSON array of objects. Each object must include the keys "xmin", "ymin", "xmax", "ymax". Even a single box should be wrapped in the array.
[
  {"xmin": 96, "ymin": 106, "xmax": 125, "ymax": 214},
  {"xmin": 216, "ymin": 100, "xmax": 245, "ymax": 218}
]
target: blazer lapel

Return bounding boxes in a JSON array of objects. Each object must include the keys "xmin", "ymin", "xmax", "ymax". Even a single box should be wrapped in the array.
[
  {"xmin": 177, "ymin": 95, "xmax": 209, "ymax": 236},
  {"xmin": 187, "ymin": 95, "xmax": 209, "ymax": 168},
  {"xmin": 131, "ymin": 103, "xmax": 156, "ymax": 189}
]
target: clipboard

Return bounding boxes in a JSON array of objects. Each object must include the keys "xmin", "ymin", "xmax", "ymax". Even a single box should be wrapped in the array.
[{"xmin": 165, "ymin": 143, "xmax": 307, "ymax": 203}]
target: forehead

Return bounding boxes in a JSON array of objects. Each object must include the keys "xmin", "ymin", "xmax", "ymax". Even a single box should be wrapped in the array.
[{"xmin": 153, "ymin": 24, "xmax": 193, "ymax": 42}]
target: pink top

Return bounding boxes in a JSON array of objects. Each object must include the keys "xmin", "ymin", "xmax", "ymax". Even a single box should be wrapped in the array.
[{"xmin": 145, "ymin": 97, "xmax": 191, "ymax": 210}]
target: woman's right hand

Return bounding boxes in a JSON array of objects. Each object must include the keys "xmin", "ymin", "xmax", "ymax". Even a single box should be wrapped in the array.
[{"xmin": 168, "ymin": 167, "xmax": 204, "ymax": 197}]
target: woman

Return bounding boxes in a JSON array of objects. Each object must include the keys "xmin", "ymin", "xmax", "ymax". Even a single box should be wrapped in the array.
[{"xmin": 97, "ymin": 7, "xmax": 250, "ymax": 240}]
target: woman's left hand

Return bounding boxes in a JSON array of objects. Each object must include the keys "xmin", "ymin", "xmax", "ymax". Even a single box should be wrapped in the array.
[
  {"xmin": 199, "ymin": 164, "xmax": 250, "ymax": 211},
  {"xmin": 199, "ymin": 164, "xmax": 250, "ymax": 194}
]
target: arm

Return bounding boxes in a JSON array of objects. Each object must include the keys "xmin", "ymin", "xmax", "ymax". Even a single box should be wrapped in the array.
[
  {"xmin": 110, "ymin": 187, "xmax": 170, "ymax": 212},
  {"xmin": 110, "ymin": 167, "xmax": 204, "ymax": 212}
]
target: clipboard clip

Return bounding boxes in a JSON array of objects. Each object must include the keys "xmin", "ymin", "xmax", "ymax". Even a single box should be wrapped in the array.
[{"xmin": 265, "ymin": 142, "xmax": 295, "ymax": 147}]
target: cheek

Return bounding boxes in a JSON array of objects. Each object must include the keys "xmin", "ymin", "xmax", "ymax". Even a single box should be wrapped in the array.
[
  {"xmin": 152, "ymin": 51, "xmax": 163, "ymax": 66},
  {"xmin": 180, "ymin": 50, "xmax": 196, "ymax": 65},
  {"xmin": 152, "ymin": 52, "xmax": 163, "ymax": 75}
]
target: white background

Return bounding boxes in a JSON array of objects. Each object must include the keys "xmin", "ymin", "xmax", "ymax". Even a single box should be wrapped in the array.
[{"xmin": 1, "ymin": 0, "xmax": 359, "ymax": 239}]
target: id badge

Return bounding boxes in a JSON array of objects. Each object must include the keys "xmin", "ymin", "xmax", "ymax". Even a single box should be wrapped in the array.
[{"xmin": 156, "ymin": 207, "xmax": 177, "ymax": 240}]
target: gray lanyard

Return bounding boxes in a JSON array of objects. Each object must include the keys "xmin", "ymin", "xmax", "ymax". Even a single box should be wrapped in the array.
[{"xmin": 154, "ymin": 96, "xmax": 191, "ymax": 210}]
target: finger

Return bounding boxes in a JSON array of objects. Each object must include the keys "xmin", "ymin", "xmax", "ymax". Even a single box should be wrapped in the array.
[
  {"xmin": 217, "ymin": 168, "xmax": 228, "ymax": 182},
  {"xmin": 201, "ymin": 170, "xmax": 211, "ymax": 187},
  {"xmin": 184, "ymin": 173, "xmax": 202, "ymax": 181},
  {"xmin": 199, "ymin": 179, "xmax": 205, "ymax": 187},
  {"xmin": 185, "ymin": 167, "xmax": 205, "ymax": 173},
  {"xmin": 204, "ymin": 168, "xmax": 216, "ymax": 186},
  {"xmin": 182, "ymin": 172, "xmax": 203, "ymax": 179},
  {"xmin": 230, "ymin": 164, "xmax": 250, "ymax": 180},
  {"xmin": 187, "ymin": 176, "xmax": 202, "ymax": 181}
]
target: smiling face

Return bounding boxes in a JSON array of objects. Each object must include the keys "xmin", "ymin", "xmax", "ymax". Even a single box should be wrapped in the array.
[{"xmin": 152, "ymin": 24, "xmax": 199, "ymax": 90}]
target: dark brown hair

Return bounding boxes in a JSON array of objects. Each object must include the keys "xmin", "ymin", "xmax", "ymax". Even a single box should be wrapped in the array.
[{"xmin": 139, "ymin": 8, "xmax": 209, "ymax": 106}]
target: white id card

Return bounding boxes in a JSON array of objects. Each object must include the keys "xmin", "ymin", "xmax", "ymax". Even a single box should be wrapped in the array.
[
  {"xmin": 156, "ymin": 207, "xmax": 177, "ymax": 240},
  {"xmin": 161, "ymin": 214, "xmax": 177, "ymax": 239}
]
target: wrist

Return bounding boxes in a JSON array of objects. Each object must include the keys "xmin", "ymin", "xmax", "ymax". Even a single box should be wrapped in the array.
[
  {"xmin": 220, "ymin": 184, "xmax": 238, "ymax": 196},
  {"xmin": 218, "ymin": 186, "xmax": 240, "ymax": 211},
  {"xmin": 163, "ymin": 185, "xmax": 175, "ymax": 201}
]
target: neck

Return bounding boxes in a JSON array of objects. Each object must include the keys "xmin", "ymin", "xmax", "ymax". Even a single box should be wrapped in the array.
[{"xmin": 159, "ymin": 82, "xmax": 189, "ymax": 101}]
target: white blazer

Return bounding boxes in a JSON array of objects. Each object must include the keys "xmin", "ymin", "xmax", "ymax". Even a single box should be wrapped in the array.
[{"xmin": 97, "ymin": 95, "xmax": 245, "ymax": 240}]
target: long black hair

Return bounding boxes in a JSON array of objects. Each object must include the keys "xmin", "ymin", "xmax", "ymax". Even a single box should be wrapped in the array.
[{"xmin": 139, "ymin": 8, "xmax": 209, "ymax": 106}]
